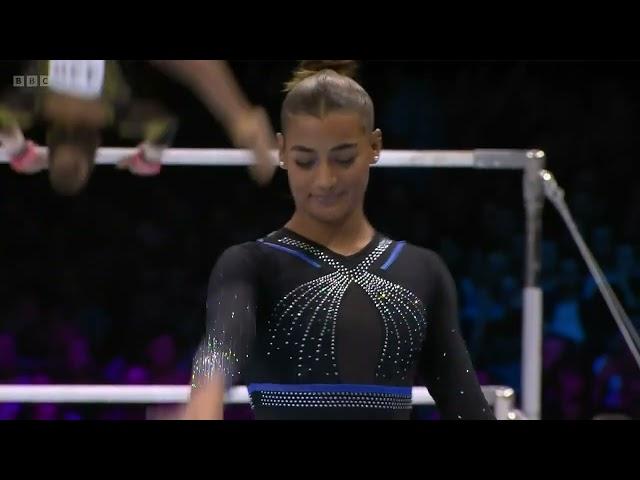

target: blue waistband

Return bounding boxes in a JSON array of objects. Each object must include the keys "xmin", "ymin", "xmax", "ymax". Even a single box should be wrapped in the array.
[{"xmin": 248, "ymin": 383, "xmax": 411, "ymax": 396}]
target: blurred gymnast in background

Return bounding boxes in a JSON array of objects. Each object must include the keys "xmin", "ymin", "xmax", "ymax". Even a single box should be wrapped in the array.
[{"xmin": 0, "ymin": 60, "xmax": 276, "ymax": 195}]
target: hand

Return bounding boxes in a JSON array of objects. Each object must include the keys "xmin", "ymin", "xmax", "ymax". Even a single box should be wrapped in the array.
[
  {"xmin": 1, "ymin": 130, "xmax": 47, "ymax": 174},
  {"xmin": 116, "ymin": 144, "xmax": 163, "ymax": 176},
  {"xmin": 0, "ymin": 125, "xmax": 25, "ymax": 155},
  {"xmin": 228, "ymin": 107, "xmax": 278, "ymax": 186}
]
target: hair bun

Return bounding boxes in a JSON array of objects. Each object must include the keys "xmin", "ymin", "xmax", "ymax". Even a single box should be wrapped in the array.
[{"xmin": 284, "ymin": 60, "xmax": 359, "ymax": 91}]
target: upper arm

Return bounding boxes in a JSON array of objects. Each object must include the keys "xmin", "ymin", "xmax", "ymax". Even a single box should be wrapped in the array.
[
  {"xmin": 419, "ymin": 251, "xmax": 495, "ymax": 419},
  {"xmin": 191, "ymin": 243, "xmax": 260, "ymax": 389}
]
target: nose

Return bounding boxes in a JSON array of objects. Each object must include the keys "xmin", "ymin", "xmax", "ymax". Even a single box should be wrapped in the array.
[{"xmin": 314, "ymin": 159, "xmax": 337, "ymax": 191}]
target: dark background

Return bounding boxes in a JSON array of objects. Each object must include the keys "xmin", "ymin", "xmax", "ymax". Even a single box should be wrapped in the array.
[{"xmin": 0, "ymin": 60, "xmax": 638, "ymax": 419}]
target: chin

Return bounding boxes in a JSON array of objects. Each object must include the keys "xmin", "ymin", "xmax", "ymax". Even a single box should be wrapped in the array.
[{"xmin": 308, "ymin": 206, "xmax": 350, "ymax": 225}]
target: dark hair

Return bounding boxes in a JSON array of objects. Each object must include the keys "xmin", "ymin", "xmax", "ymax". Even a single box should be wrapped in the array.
[
  {"xmin": 47, "ymin": 126, "xmax": 100, "ymax": 195},
  {"xmin": 281, "ymin": 60, "xmax": 374, "ymax": 132}
]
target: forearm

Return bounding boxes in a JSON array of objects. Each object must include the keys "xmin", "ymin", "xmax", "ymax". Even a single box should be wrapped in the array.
[
  {"xmin": 184, "ymin": 376, "xmax": 225, "ymax": 420},
  {"xmin": 151, "ymin": 60, "xmax": 253, "ymax": 127}
]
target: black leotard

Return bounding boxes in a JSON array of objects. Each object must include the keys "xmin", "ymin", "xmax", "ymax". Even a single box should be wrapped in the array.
[{"xmin": 192, "ymin": 228, "xmax": 495, "ymax": 420}]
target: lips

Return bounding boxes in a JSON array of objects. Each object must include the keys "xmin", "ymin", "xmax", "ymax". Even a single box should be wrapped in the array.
[{"xmin": 310, "ymin": 192, "xmax": 345, "ymax": 206}]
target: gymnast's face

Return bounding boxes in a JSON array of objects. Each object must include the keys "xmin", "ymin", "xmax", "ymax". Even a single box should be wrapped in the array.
[{"xmin": 278, "ymin": 111, "xmax": 382, "ymax": 224}]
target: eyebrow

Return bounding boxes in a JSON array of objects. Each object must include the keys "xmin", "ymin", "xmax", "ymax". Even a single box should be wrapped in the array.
[
  {"xmin": 290, "ymin": 143, "xmax": 358, "ymax": 153},
  {"xmin": 330, "ymin": 143, "xmax": 358, "ymax": 152},
  {"xmin": 291, "ymin": 145, "xmax": 315, "ymax": 153}
]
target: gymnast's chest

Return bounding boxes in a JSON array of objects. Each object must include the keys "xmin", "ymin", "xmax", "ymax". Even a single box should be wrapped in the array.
[{"xmin": 256, "ymin": 264, "xmax": 429, "ymax": 382}]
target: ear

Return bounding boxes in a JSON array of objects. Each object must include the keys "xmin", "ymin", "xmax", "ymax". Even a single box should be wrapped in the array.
[
  {"xmin": 370, "ymin": 128, "xmax": 382, "ymax": 165},
  {"xmin": 277, "ymin": 132, "xmax": 287, "ymax": 170}
]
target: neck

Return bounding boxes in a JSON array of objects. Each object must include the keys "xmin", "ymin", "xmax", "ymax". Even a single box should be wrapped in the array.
[{"xmin": 285, "ymin": 207, "xmax": 374, "ymax": 256}]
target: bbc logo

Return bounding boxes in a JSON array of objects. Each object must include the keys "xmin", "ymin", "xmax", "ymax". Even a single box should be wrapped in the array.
[{"xmin": 13, "ymin": 75, "xmax": 49, "ymax": 88}]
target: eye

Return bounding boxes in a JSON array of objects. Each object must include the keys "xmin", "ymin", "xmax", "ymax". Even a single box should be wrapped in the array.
[
  {"xmin": 294, "ymin": 158, "xmax": 315, "ymax": 169},
  {"xmin": 334, "ymin": 156, "xmax": 356, "ymax": 166}
]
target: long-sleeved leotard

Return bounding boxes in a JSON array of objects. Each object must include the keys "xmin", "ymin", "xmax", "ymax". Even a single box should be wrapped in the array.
[{"xmin": 192, "ymin": 228, "xmax": 495, "ymax": 420}]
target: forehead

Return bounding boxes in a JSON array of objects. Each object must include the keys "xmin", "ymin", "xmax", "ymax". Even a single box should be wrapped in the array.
[{"xmin": 284, "ymin": 112, "xmax": 366, "ymax": 148}]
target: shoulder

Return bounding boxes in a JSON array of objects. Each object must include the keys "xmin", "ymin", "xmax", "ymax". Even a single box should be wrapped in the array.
[
  {"xmin": 209, "ymin": 240, "xmax": 268, "ymax": 277},
  {"xmin": 217, "ymin": 240, "xmax": 265, "ymax": 263},
  {"xmin": 385, "ymin": 236, "xmax": 450, "ymax": 278}
]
